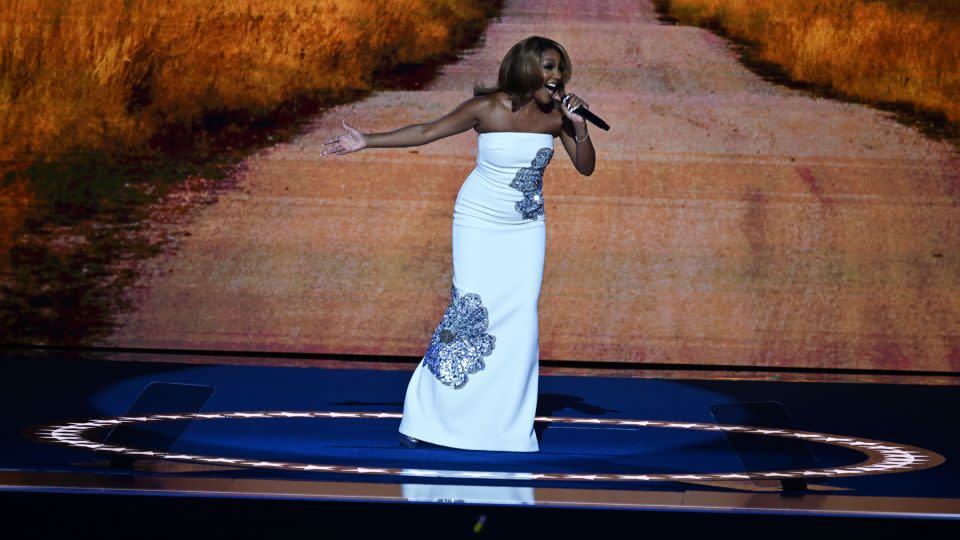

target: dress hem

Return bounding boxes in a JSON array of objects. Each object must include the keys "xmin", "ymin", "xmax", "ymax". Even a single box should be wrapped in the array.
[{"xmin": 398, "ymin": 427, "xmax": 539, "ymax": 453}]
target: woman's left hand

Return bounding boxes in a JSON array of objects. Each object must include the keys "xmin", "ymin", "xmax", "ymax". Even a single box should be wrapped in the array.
[{"xmin": 559, "ymin": 92, "xmax": 588, "ymax": 127}]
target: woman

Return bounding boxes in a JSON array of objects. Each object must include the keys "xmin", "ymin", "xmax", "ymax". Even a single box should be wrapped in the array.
[{"xmin": 322, "ymin": 36, "xmax": 596, "ymax": 452}]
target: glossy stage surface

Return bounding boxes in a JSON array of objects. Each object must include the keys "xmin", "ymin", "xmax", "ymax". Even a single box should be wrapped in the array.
[{"xmin": 1, "ymin": 349, "xmax": 958, "ymax": 532}]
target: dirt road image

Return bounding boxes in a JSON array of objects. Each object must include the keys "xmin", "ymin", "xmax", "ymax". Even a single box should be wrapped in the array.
[{"xmin": 104, "ymin": 0, "xmax": 960, "ymax": 372}]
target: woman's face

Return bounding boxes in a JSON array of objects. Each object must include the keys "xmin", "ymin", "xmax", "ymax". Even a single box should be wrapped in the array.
[{"xmin": 535, "ymin": 48, "xmax": 564, "ymax": 105}]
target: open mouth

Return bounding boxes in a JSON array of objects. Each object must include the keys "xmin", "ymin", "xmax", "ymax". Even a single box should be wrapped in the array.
[{"xmin": 545, "ymin": 81, "xmax": 561, "ymax": 96}]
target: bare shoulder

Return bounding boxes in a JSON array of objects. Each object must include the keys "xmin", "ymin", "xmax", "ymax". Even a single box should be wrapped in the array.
[
  {"xmin": 443, "ymin": 94, "xmax": 487, "ymax": 118},
  {"xmin": 470, "ymin": 93, "xmax": 504, "ymax": 128},
  {"xmin": 479, "ymin": 91, "xmax": 511, "ymax": 110},
  {"xmin": 466, "ymin": 93, "xmax": 498, "ymax": 110},
  {"xmin": 468, "ymin": 92, "xmax": 563, "ymax": 135},
  {"xmin": 552, "ymin": 108, "xmax": 567, "ymax": 137}
]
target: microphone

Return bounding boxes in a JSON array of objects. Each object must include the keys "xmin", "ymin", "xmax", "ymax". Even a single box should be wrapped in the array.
[{"xmin": 547, "ymin": 82, "xmax": 610, "ymax": 131}]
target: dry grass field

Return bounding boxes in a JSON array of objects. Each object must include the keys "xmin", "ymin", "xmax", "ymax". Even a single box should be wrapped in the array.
[
  {"xmin": 874, "ymin": 0, "xmax": 960, "ymax": 21},
  {"xmin": 0, "ymin": 0, "xmax": 492, "ymax": 175},
  {"xmin": 655, "ymin": 0, "xmax": 960, "ymax": 126},
  {"xmin": 0, "ymin": 0, "xmax": 495, "ymax": 258}
]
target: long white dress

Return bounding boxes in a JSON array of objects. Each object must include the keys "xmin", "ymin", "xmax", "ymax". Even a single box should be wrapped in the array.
[{"xmin": 398, "ymin": 131, "xmax": 555, "ymax": 452}]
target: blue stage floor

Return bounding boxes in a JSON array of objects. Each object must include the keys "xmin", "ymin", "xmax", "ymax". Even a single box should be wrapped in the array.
[{"xmin": 2, "ymin": 350, "xmax": 959, "ymax": 519}]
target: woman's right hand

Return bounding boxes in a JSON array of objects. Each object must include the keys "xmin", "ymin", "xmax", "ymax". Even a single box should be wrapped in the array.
[{"xmin": 321, "ymin": 120, "xmax": 367, "ymax": 156}]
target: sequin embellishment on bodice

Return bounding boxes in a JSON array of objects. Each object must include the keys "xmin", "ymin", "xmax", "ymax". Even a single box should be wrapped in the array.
[{"xmin": 509, "ymin": 147, "xmax": 554, "ymax": 220}]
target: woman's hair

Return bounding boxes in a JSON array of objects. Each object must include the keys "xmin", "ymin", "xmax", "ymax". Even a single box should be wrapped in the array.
[{"xmin": 474, "ymin": 36, "xmax": 572, "ymax": 110}]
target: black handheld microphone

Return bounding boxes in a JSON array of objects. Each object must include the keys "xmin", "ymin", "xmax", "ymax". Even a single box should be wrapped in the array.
[
  {"xmin": 562, "ymin": 95, "xmax": 610, "ymax": 131},
  {"xmin": 547, "ymin": 82, "xmax": 610, "ymax": 131}
]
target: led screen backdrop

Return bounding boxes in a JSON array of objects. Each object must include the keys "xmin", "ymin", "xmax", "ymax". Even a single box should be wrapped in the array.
[{"xmin": 2, "ymin": 0, "xmax": 958, "ymax": 373}]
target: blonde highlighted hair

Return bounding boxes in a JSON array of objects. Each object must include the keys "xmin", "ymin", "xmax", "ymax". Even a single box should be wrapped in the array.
[{"xmin": 474, "ymin": 36, "xmax": 572, "ymax": 110}]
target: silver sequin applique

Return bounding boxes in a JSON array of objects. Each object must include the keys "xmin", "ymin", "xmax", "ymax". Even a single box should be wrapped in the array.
[
  {"xmin": 422, "ymin": 284, "xmax": 496, "ymax": 389},
  {"xmin": 509, "ymin": 147, "xmax": 554, "ymax": 220}
]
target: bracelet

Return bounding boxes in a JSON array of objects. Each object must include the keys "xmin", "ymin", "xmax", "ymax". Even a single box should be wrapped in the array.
[{"xmin": 575, "ymin": 132, "xmax": 589, "ymax": 143}]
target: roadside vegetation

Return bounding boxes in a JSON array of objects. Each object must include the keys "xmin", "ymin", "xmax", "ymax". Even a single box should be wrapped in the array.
[
  {"xmin": 0, "ymin": 0, "xmax": 496, "ymax": 176},
  {"xmin": 654, "ymin": 0, "xmax": 959, "ymax": 133}
]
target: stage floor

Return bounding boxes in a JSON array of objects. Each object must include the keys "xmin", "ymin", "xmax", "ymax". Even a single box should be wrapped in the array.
[{"xmin": 2, "ymin": 349, "xmax": 958, "ymax": 521}]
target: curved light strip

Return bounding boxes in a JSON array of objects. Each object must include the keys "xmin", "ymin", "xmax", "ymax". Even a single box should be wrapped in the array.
[{"xmin": 35, "ymin": 411, "xmax": 945, "ymax": 482}]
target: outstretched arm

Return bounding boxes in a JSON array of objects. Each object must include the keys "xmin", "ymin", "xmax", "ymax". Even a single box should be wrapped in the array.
[{"xmin": 322, "ymin": 96, "xmax": 486, "ymax": 156}]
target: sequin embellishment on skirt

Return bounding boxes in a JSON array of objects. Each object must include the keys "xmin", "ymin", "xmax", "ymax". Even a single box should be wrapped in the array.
[
  {"xmin": 509, "ymin": 147, "xmax": 554, "ymax": 220},
  {"xmin": 422, "ymin": 284, "xmax": 497, "ymax": 389}
]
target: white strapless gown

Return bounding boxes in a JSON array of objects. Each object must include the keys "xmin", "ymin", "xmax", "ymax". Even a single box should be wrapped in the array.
[{"xmin": 399, "ymin": 131, "xmax": 555, "ymax": 452}]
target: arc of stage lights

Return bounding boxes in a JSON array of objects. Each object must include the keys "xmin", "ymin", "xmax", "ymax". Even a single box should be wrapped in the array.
[{"xmin": 36, "ymin": 411, "xmax": 944, "ymax": 482}]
